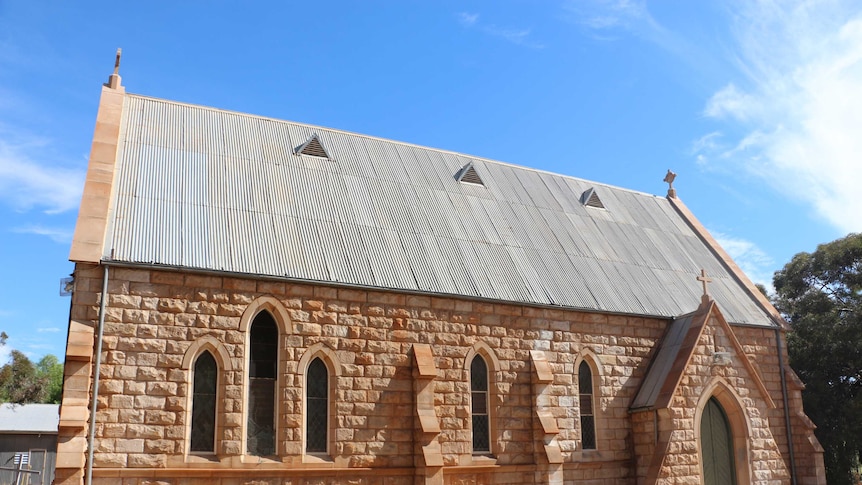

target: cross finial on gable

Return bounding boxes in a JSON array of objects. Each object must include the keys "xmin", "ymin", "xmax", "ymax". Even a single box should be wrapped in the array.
[
  {"xmin": 114, "ymin": 48, "xmax": 122, "ymax": 75},
  {"xmin": 106, "ymin": 48, "xmax": 123, "ymax": 90},
  {"xmin": 663, "ymin": 169, "xmax": 677, "ymax": 198},
  {"xmin": 697, "ymin": 269, "xmax": 712, "ymax": 304}
]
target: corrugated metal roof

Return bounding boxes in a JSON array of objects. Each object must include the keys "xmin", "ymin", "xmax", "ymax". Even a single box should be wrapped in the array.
[
  {"xmin": 0, "ymin": 404, "xmax": 59, "ymax": 434},
  {"xmin": 104, "ymin": 94, "xmax": 775, "ymax": 326}
]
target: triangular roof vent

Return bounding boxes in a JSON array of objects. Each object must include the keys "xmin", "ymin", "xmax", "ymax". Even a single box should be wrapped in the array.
[
  {"xmin": 581, "ymin": 188, "xmax": 605, "ymax": 209},
  {"xmin": 295, "ymin": 135, "xmax": 329, "ymax": 158},
  {"xmin": 456, "ymin": 162, "xmax": 484, "ymax": 186}
]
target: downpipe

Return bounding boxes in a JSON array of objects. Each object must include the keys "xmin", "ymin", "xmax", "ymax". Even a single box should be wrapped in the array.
[
  {"xmin": 777, "ymin": 327, "xmax": 798, "ymax": 485},
  {"xmin": 86, "ymin": 265, "xmax": 109, "ymax": 485}
]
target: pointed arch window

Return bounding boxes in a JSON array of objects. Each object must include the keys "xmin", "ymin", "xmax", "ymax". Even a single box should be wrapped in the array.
[
  {"xmin": 306, "ymin": 358, "xmax": 329, "ymax": 453},
  {"xmin": 190, "ymin": 351, "xmax": 217, "ymax": 453},
  {"xmin": 578, "ymin": 361, "xmax": 596, "ymax": 450},
  {"xmin": 470, "ymin": 355, "xmax": 490, "ymax": 453},
  {"xmin": 247, "ymin": 311, "xmax": 278, "ymax": 456}
]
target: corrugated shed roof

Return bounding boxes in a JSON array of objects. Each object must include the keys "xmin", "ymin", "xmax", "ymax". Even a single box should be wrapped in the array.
[
  {"xmin": 103, "ymin": 94, "xmax": 774, "ymax": 326},
  {"xmin": 0, "ymin": 404, "xmax": 59, "ymax": 434}
]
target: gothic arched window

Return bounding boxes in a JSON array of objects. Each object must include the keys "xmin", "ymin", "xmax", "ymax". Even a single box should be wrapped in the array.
[
  {"xmin": 247, "ymin": 311, "xmax": 278, "ymax": 456},
  {"xmin": 190, "ymin": 351, "xmax": 217, "ymax": 452},
  {"xmin": 578, "ymin": 361, "xmax": 596, "ymax": 450},
  {"xmin": 471, "ymin": 355, "xmax": 490, "ymax": 453},
  {"xmin": 306, "ymin": 358, "xmax": 329, "ymax": 453}
]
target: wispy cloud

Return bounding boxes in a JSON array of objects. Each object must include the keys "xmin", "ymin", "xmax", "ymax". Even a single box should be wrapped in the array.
[
  {"xmin": 12, "ymin": 224, "xmax": 73, "ymax": 243},
  {"xmin": 698, "ymin": 1, "xmax": 862, "ymax": 234},
  {"xmin": 456, "ymin": 12, "xmax": 545, "ymax": 49},
  {"xmin": 37, "ymin": 327, "xmax": 62, "ymax": 333},
  {"xmin": 713, "ymin": 231, "xmax": 775, "ymax": 289},
  {"xmin": 565, "ymin": 0, "xmax": 655, "ymax": 31},
  {"xmin": 458, "ymin": 12, "xmax": 479, "ymax": 27},
  {"xmin": 0, "ymin": 134, "xmax": 85, "ymax": 214}
]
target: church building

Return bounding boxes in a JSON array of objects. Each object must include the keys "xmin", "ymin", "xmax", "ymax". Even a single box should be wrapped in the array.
[{"xmin": 55, "ymin": 55, "xmax": 826, "ymax": 484}]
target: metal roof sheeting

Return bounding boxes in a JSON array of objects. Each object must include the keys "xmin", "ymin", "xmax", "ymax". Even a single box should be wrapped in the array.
[
  {"xmin": 105, "ymin": 94, "xmax": 774, "ymax": 326},
  {"xmin": 0, "ymin": 404, "xmax": 59, "ymax": 434}
]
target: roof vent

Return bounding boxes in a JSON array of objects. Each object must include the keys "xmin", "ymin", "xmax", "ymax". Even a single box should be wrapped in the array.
[
  {"xmin": 456, "ymin": 162, "xmax": 484, "ymax": 186},
  {"xmin": 295, "ymin": 135, "xmax": 329, "ymax": 158},
  {"xmin": 581, "ymin": 188, "xmax": 605, "ymax": 209}
]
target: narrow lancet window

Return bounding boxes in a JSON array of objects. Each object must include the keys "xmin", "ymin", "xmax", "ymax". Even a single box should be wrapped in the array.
[
  {"xmin": 306, "ymin": 358, "xmax": 329, "ymax": 453},
  {"xmin": 471, "ymin": 355, "xmax": 490, "ymax": 453},
  {"xmin": 579, "ymin": 361, "xmax": 596, "ymax": 450},
  {"xmin": 190, "ymin": 351, "xmax": 217, "ymax": 452},
  {"xmin": 247, "ymin": 312, "xmax": 278, "ymax": 456}
]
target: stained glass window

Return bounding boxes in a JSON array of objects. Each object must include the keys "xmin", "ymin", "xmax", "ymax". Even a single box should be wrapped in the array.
[
  {"xmin": 471, "ymin": 355, "xmax": 490, "ymax": 453},
  {"xmin": 247, "ymin": 312, "xmax": 278, "ymax": 456},
  {"xmin": 306, "ymin": 358, "xmax": 328, "ymax": 453},
  {"xmin": 190, "ymin": 351, "xmax": 217, "ymax": 452},
  {"xmin": 579, "ymin": 361, "xmax": 596, "ymax": 450}
]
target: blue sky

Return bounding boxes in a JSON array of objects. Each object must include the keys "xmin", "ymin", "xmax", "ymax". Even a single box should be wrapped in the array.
[{"xmin": 1, "ymin": 0, "xmax": 859, "ymax": 362}]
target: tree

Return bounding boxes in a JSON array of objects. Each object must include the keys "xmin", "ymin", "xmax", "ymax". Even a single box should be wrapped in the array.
[
  {"xmin": 773, "ymin": 233, "xmax": 862, "ymax": 485},
  {"xmin": 0, "ymin": 334, "xmax": 64, "ymax": 404},
  {"xmin": 0, "ymin": 350, "xmax": 50, "ymax": 403},
  {"xmin": 36, "ymin": 354, "xmax": 64, "ymax": 404}
]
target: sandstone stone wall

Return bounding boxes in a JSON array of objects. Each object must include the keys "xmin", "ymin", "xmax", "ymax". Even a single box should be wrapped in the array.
[{"xmin": 56, "ymin": 264, "xmax": 808, "ymax": 485}]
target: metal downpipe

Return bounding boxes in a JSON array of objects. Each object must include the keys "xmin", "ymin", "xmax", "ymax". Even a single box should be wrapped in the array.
[
  {"xmin": 86, "ymin": 265, "xmax": 109, "ymax": 485},
  {"xmin": 777, "ymin": 327, "xmax": 798, "ymax": 485}
]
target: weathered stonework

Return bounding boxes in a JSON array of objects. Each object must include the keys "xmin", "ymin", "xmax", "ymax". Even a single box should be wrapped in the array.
[{"xmin": 55, "ymin": 264, "xmax": 824, "ymax": 485}]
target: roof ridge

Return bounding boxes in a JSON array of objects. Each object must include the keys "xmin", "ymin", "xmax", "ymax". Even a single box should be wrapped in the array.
[{"xmin": 123, "ymin": 92, "xmax": 665, "ymax": 200}]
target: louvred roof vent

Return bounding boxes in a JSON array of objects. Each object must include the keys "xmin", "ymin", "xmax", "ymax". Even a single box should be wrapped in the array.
[
  {"xmin": 581, "ymin": 188, "xmax": 605, "ymax": 209},
  {"xmin": 456, "ymin": 162, "xmax": 484, "ymax": 186},
  {"xmin": 295, "ymin": 135, "xmax": 329, "ymax": 158}
]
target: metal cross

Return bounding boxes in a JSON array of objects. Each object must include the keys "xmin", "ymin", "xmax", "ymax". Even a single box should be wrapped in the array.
[{"xmin": 697, "ymin": 269, "xmax": 712, "ymax": 298}]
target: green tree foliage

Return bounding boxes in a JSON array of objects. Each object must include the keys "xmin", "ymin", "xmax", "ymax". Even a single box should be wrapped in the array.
[
  {"xmin": 773, "ymin": 233, "xmax": 862, "ymax": 485},
  {"xmin": 37, "ymin": 354, "xmax": 64, "ymax": 404},
  {"xmin": 0, "ymin": 334, "xmax": 64, "ymax": 404},
  {"xmin": 0, "ymin": 350, "xmax": 49, "ymax": 403}
]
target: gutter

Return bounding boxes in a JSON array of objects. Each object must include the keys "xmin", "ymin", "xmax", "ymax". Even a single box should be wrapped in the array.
[
  {"xmin": 776, "ymin": 328, "xmax": 798, "ymax": 485},
  {"xmin": 86, "ymin": 264, "xmax": 109, "ymax": 485}
]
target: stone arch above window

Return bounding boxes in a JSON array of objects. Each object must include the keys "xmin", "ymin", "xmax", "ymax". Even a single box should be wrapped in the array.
[
  {"xmin": 463, "ymin": 341, "xmax": 500, "ymax": 374},
  {"xmin": 297, "ymin": 343, "xmax": 343, "ymax": 378},
  {"xmin": 239, "ymin": 295, "xmax": 291, "ymax": 334},
  {"xmin": 181, "ymin": 336, "xmax": 234, "ymax": 371}
]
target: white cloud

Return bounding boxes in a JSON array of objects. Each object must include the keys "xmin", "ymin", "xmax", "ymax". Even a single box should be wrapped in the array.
[
  {"xmin": 704, "ymin": 84, "xmax": 760, "ymax": 121},
  {"xmin": 699, "ymin": 1, "xmax": 862, "ymax": 234},
  {"xmin": 456, "ymin": 12, "xmax": 545, "ymax": 49},
  {"xmin": 713, "ymin": 231, "xmax": 775, "ymax": 290},
  {"xmin": 12, "ymin": 224, "xmax": 74, "ymax": 243},
  {"xmin": 566, "ymin": 0, "xmax": 653, "ymax": 31},
  {"xmin": 458, "ymin": 12, "xmax": 479, "ymax": 27},
  {"xmin": 0, "ymin": 136, "xmax": 85, "ymax": 214},
  {"xmin": 36, "ymin": 327, "xmax": 62, "ymax": 333}
]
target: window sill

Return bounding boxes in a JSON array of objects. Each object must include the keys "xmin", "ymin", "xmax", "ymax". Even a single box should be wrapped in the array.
[
  {"xmin": 303, "ymin": 453, "xmax": 334, "ymax": 465},
  {"xmin": 571, "ymin": 449, "xmax": 605, "ymax": 462},
  {"xmin": 459, "ymin": 453, "xmax": 497, "ymax": 466},
  {"xmin": 183, "ymin": 453, "xmax": 220, "ymax": 465},
  {"xmin": 240, "ymin": 454, "xmax": 282, "ymax": 465}
]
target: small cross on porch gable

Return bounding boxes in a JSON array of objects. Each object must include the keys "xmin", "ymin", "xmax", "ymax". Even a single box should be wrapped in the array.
[{"xmin": 697, "ymin": 269, "xmax": 713, "ymax": 305}]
